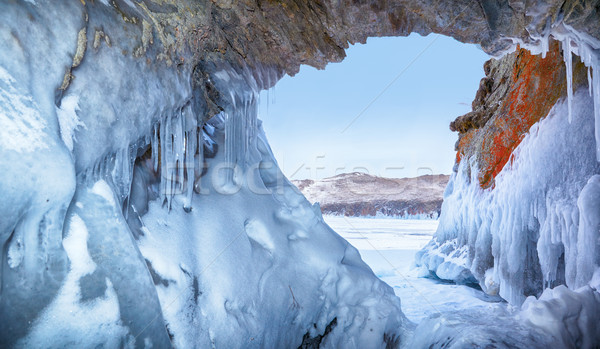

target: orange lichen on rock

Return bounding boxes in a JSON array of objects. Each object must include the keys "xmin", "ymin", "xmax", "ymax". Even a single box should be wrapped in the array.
[{"xmin": 453, "ymin": 40, "xmax": 589, "ymax": 189}]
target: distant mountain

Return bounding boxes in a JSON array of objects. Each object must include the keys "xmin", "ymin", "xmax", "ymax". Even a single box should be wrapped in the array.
[{"xmin": 292, "ymin": 172, "xmax": 450, "ymax": 219}]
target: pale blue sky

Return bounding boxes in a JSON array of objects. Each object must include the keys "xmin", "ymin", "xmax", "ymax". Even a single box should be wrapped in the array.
[{"xmin": 258, "ymin": 34, "xmax": 489, "ymax": 180}]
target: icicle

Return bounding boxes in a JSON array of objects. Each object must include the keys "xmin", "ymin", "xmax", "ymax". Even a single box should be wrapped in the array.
[
  {"xmin": 562, "ymin": 37, "xmax": 574, "ymax": 123},
  {"xmin": 569, "ymin": 40, "xmax": 600, "ymax": 162},
  {"xmin": 160, "ymin": 115, "xmax": 172, "ymax": 207},
  {"xmin": 122, "ymin": 147, "xmax": 131, "ymax": 200},
  {"xmin": 152, "ymin": 123, "xmax": 159, "ymax": 172},
  {"xmin": 195, "ymin": 125, "xmax": 204, "ymax": 190},
  {"xmin": 588, "ymin": 67, "xmax": 593, "ymax": 97},
  {"xmin": 182, "ymin": 104, "xmax": 197, "ymax": 211},
  {"xmin": 183, "ymin": 129, "xmax": 195, "ymax": 211},
  {"xmin": 541, "ymin": 34, "xmax": 549, "ymax": 59},
  {"xmin": 593, "ymin": 62, "xmax": 600, "ymax": 162},
  {"xmin": 178, "ymin": 115, "xmax": 185, "ymax": 193},
  {"xmin": 224, "ymin": 112, "xmax": 232, "ymax": 184}
]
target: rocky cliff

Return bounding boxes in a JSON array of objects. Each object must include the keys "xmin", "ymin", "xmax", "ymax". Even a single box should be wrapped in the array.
[{"xmin": 293, "ymin": 173, "xmax": 448, "ymax": 218}]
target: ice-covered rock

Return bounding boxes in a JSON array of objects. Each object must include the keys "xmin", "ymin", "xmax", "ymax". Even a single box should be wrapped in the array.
[
  {"xmin": 0, "ymin": 2, "xmax": 410, "ymax": 346},
  {"xmin": 417, "ymin": 89, "xmax": 600, "ymax": 305}
]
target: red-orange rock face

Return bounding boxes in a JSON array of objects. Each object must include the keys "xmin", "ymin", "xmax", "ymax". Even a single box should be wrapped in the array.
[{"xmin": 452, "ymin": 40, "xmax": 589, "ymax": 188}]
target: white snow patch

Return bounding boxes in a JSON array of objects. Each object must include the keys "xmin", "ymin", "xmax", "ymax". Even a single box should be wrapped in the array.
[
  {"xmin": 91, "ymin": 180, "xmax": 117, "ymax": 206},
  {"xmin": 18, "ymin": 214, "xmax": 129, "ymax": 347},
  {"xmin": 0, "ymin": 66, "xmax": 48, "ymax": 152},
  {"xmin": 62, "ymin": 214, "xmax": 96, "ymax": 276},
  {"xmin": 245, "ymin": 219, "xmax": 274, "ymax": 251},
  {"xmin": 56, "ymin": 95, "xmax": 85, "ymax": 151}
]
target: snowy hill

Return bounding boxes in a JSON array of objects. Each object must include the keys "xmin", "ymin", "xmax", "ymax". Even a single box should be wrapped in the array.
[{"xmin": 292, "ymin": 173, "xmax": 449, "ymax": 219}]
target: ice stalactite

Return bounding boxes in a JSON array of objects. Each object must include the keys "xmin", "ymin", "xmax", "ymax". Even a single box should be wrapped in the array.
[
  {"xmin": 519, "ymin": 26, "xmax": 600, "ymax": 161},
  {"xmin": 152, "ymin": 123, "xmax": 159, "ymax": 173},
  {"xmin": 223, "ymin": 92, "xmax": 258, "ymax": 186},
  {"xmin": 561, "ymin": 37, "xmax": 573, "ymax": 123},
  {"xmin": 79, "ymin": 147, "xmax": 136, "ymax": 207},
  {"xmin": 588, "ymin": 67, "xmax": 593, "ymax": 97},
  {"xmin": 154, "ymin": 103, "xmax": 201, "ymax": 211},
  {"xmin": 555, "ymin": 33, "xmax": 600, "ymax": 161},
  {"xmin": 577, "ymin": 41, "xmax": 600, "ymax": 162}
]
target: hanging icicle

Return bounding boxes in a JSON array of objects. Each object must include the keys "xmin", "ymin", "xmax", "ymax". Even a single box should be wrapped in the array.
[
  {"xmin": 182, "ymin": 104, "xmax": 197, "ymax": 211},
  {"xmin": 592, "ymin": 62, "xmax": 600, "ymax": 161},
  {"xmin": 588, "ymin": 67, "xmax": 593, "ymax": 97},
  {"xmin": 562, "ymin": 37, "xmax": 574, "ymax": 123},
  {"xmin": 152, "ymin": 123, "xmax": 159, "ymax": 173},
  {"xmin": 150, "ymin": 102, "xmax": 203, "ymax": 211},
  {"xmin": 223, "ymin": 91, "xmax": 259, "ymax": 186},
  {"xmin": 570, "ymin": 39, "xmax": 600, "ymax": 162}
]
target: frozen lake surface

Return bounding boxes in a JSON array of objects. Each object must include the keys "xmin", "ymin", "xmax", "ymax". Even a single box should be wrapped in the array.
[{"xmin": 324, "ymin": 216, "xmax": 506, "ymax": 324}]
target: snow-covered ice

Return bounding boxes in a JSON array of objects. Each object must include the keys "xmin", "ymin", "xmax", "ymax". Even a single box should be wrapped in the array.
[
  {"xmin": 325, "ymin": 216, "xmax": 505, "ymax": 323},
  {"xmin": 327, "ymin": 216, "xmax": 600, "ymax": 348}
]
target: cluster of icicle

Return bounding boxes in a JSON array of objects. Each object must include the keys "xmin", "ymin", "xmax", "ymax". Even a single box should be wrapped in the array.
[
  {"xmin": 223, "ymin": 93, "xmax": 259, "ymax": 186},
  {"xmin": 146, "ymin": 91, "xmax": 259, "ymax": 211},
  {"xmin": 79, "ymin": 103, "xmax": 204, "ymax": 213},
  {"xmin": 532, "ymin": 25, "xmax": 600, "ymax": 160},
  {"xmin": 77, "ymin": 64, "xmax": 272, "ymax": 216},
  {"xmin": 150, "ymin": 103, "xmax": 203, "ymax": 211}
]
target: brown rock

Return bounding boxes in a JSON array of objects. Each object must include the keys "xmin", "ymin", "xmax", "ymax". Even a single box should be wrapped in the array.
[{"xmin": 452, "ymin": 40, "xmax": 591, "ymax": 188}]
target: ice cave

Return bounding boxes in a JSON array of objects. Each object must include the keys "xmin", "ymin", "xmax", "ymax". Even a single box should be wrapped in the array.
[{"xmin": 1, "ymin": 0, "xmax": 600, "ymax": 348}]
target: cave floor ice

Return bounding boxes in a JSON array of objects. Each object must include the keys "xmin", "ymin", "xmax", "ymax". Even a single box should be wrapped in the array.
[{"xmin": 324, "ymin": 216, "xmax": 508, "ymax": 324}]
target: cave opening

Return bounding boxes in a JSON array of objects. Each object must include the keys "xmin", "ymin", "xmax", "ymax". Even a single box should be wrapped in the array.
[
  {"xmin": 252, "ymin": 33, "xmax": 496, "ymax": 323},
  {"xmin": 259, "ymin": 34, "xmax": 490, "ymax": 181}
]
